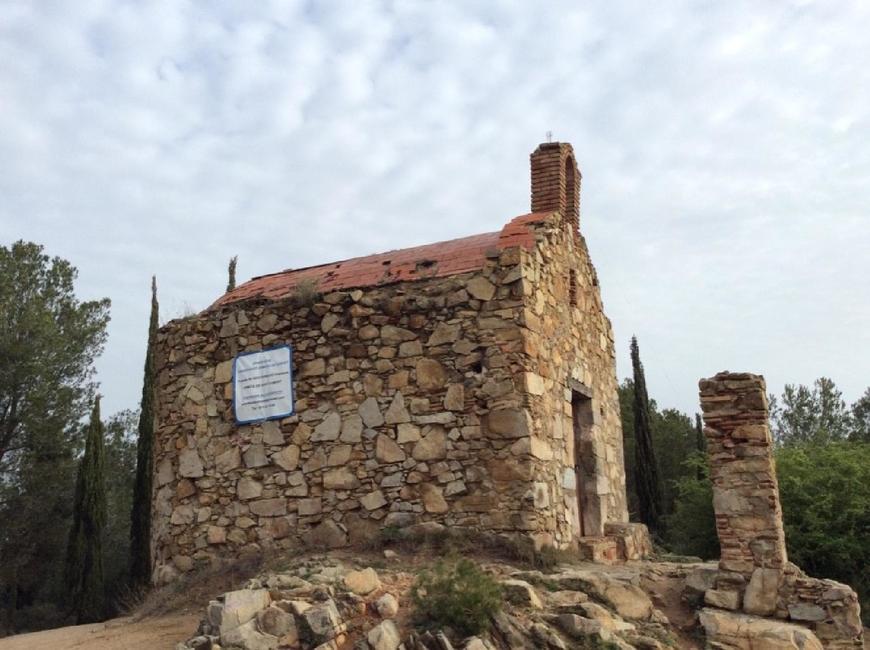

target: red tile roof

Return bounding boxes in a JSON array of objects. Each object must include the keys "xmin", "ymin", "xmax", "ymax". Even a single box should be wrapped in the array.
[{"xmin": 211, "ymin": 212, "xmax": 550, "ymax": 309}]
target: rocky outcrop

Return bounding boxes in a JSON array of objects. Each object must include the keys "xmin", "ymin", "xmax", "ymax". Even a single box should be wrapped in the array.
[
  {"xmin": 699, "ymin": 608, "xmax": 824, "ymax": 650},
  {"xmin": 175, "ymin": 554, "xmax": 682, "ymax": 650}
]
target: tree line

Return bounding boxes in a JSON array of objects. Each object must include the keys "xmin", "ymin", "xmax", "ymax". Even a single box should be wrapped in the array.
[
  {"xmin": 623, "ymin": 337, "xmax": 870, "ymax": 623},
  {"xmin": 0, "ymin": 242, "xmax": 156, "ymax": 633}
]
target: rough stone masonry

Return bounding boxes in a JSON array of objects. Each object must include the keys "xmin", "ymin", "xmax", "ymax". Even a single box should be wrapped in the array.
[
  {"xmin": 150, "ymin": 142, "xmax": 650, "ymax": 585},
  {"xmin": 699, "ymin": 372, "xmax": 863, "ymax": 649}
]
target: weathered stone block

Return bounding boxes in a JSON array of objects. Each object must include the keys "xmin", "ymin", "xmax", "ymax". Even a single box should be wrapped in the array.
[
  {"xmin": 249, "ymin": 498, "xmax": 287, "ymax": 517},
  {"xmin": 415, "ymin": 358, "xmax": 447, "ymax": 391},
  {"xmin": 179, "ymin": 448, "xmax": 204, "ymax": 478},
  {"xmin": 323, "ymin": 468, "xmax": 359, "ymax": 490},
  {"xmin": 376, "ymin": 434, "xmax": 405, "ymax": 463},
  {"xmin": 312, "ymin": 412, "xmax": 342, "ymax": 442}
]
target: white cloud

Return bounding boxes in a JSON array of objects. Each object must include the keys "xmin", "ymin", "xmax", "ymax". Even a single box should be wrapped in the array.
[{"xmin": 1, "ymin": 0, "xmax": 868, "ymax": 417}]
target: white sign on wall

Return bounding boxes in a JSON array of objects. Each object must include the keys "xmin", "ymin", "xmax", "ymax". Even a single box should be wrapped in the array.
[{"xmin": 233, "ymin": 345, "xmax": 294, "ymax": 424}]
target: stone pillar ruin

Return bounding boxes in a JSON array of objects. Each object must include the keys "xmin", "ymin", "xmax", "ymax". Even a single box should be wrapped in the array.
[
  {"xmin": 699, "ymin": 372, "xmax": 786, "ymax": 613},
  {"xmin": 699, "ymin": 371, "xmax": 863, "ymax": 649}
]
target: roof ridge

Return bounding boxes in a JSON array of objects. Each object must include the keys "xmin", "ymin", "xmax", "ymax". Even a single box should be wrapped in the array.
[{"xmin": 212, "ymin": 213, "xmax": 549, "ymax": 310}]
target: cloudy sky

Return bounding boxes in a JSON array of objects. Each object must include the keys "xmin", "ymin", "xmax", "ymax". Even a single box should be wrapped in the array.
[{"xmin": 2, "ymin": 0, "xmax": 868, "ymax": 418}]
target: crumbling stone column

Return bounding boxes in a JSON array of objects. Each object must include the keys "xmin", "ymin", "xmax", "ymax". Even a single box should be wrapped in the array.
[
  {"xmin": 699, "ymin": 372, "xmax": 863, "ymax": 648},
  {"xmin": 699, "ymin": 372, "xmax": 786, "ymax": 615}
]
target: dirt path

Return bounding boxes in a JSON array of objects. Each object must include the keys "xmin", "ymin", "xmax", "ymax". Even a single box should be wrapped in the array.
[{"xmin": 0, "ymin": 613, "xmax": 198, "ymax": 650}]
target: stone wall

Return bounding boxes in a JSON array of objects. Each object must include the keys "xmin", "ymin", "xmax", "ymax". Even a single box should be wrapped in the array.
[
  {"xmin": 514, "ymin": 209, "xmax": 628, "ymax": 549},
  {"xmin": 699, "ymin": 372, "xmax": 862, "ymax": 649}
]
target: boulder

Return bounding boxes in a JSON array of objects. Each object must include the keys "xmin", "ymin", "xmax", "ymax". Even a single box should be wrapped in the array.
[
  {"xmin": 699, "ymin": 608, "xmax": 823, "ymax": 650},
  {"xmin": 580, "ymin": 602, "xmax": 635, "ymax": 632},
  {"xmin": 547, "ymin": 590, "xmax": 589, "ymax": 609},
  {"xmin": 556, "ymin": 614, "xmax": 612, "ymax": 642},
  {"xmin": 299, "ymin": 599, "xmax": 344, "ymax": 645},
  {"xmin": 554, "ymin": 570, "xmax": 653, "ymax": 619},
  {"xmin": 343, "ymin": 568, "xmax": 381, "ymax": 595},
  {"xmin": 705, "ymin": 588, "xmax": 742, "ymax": 611},
  {"xmin": 375, "ymin": 593, "xmax": 399, "ymax": 618},
  {"xmin": 500, "ymin": 579, "xmax": 543, "ymax": 609},
  {"xmin": 220, "ymin": 588, "xmax": 271, "ymax": 635},
  {"xmin": 256, "ymin": 605, "xmax": 296, "ymax": 638},
  {"xmin": 367, "ymin": 620, "xmax": 401, "ymax": 650},
  {"xmin": 221, "ymin": 619, "xmax": 278, "ymax": 650},
  {"xmin": 683, "ymin": 564, "xmax": 718, "ymax": 604}
]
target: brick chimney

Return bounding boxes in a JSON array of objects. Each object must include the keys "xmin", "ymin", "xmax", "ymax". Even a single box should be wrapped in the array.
[{"xmin": 530, "ymin": 142, "xmax": 581, "ymax": 237}]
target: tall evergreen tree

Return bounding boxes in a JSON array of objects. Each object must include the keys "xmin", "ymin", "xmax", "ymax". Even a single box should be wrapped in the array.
[
  {"xmin": 129, "ymin": 277, "xmax": 158, "ymax": 588},
  {"xmin": 630, "ymin": 336, "xmax": 663, "ymax": 537},
  {"xmin": 64, "ymin": 396, "xmax": 107, "ymax": 624},
  {"xmin": 227, "ymin": 255, "xmax": 237, "ymax": 292},
  {"xmin": 849, "ymin": 387, "xmax": 870, "ymax": 442}
]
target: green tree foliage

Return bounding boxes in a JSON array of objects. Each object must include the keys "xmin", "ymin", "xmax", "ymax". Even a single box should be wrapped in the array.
[
  {"xmin": 620, "ymin": 379, "xmax": 696, "ymax": 526},
  {"xmin": 629, "ymin": 337, "xmax": 663, "ymax": 536},
  {"xmin": 0, "ymin": 241, "xmax": 110, "ymax": 633},
  {"xmin": 663, "ymin": 454, "xmax": 719, "ymax": 559},
  {"xmin": 104, "ymin": 410, "xmax": 137, "ymax": 601},
  {"xmin": 618, "ymin": 380, "xmax": 638, "ymax": 517},
  {"xmin": 64, "ymin": 397, "xmax": 107, "ymax": 624},
  {"xmin": 411, "ymin": 558, "xmax": 502, "ymax": 636},
  {"xmin": 0, "ymin": 241, "xmax": 110, "ymax": 473},
  {"xmin": 776, "ymin": 442, "xmax": 870, "ymax": 618},
  {"xmin": 652, "ymin": 408, "xmax": 695, "ymax": 516},
  {"xmin": 849, "ymin": 388, "xmax": 870, "ymax": 442},
  {"xmin": 227, "ymin": 255, "xmax": 237, "ymax": 292},
  {"xmin": 129, "ymin": 277, "xmax": 158, "ymax": 588},
  {"xmin": 0, "ymin": 429, "xmax": 78, "ymax": 632},
  {"xmin": 770, "ymin": 378, "xmax": 850, "ymax": 445}
]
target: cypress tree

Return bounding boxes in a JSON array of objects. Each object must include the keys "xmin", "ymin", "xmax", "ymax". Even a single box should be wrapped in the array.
[
  {"xmin": 65, "ymin": 396, "xmax": 107, "ymax": 624},
  {"xmin": 630, "ymin": 336, "xmax": 663, "ymax": 537},
  {"xmin": 227, "ymin": 255, "xmax": 237, "ymax": 292},
  {"xmin": 129, "ymin": 276, "xmax": 158, "ymax": 588},
  {"xmin": 695, "ymin": 413, "xmax": 706, "ymax": 480}
]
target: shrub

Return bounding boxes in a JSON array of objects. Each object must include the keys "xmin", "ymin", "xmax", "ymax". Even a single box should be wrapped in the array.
[
  {"xmin": 776, "ymin": 442, "xmax": 870, "ymax": 623},
  {"xmin": 292, "ymin": 278, "xmax": 321, "ymax": 307},
  {"xmin": 411, "ymin": 558, "xmax": 503, "ymax": 636}
]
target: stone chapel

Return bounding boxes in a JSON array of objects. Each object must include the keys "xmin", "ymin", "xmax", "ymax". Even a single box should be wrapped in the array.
[{"xmin": 151, "ymin": 142, "xmax": 649, "ymax": 582}]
